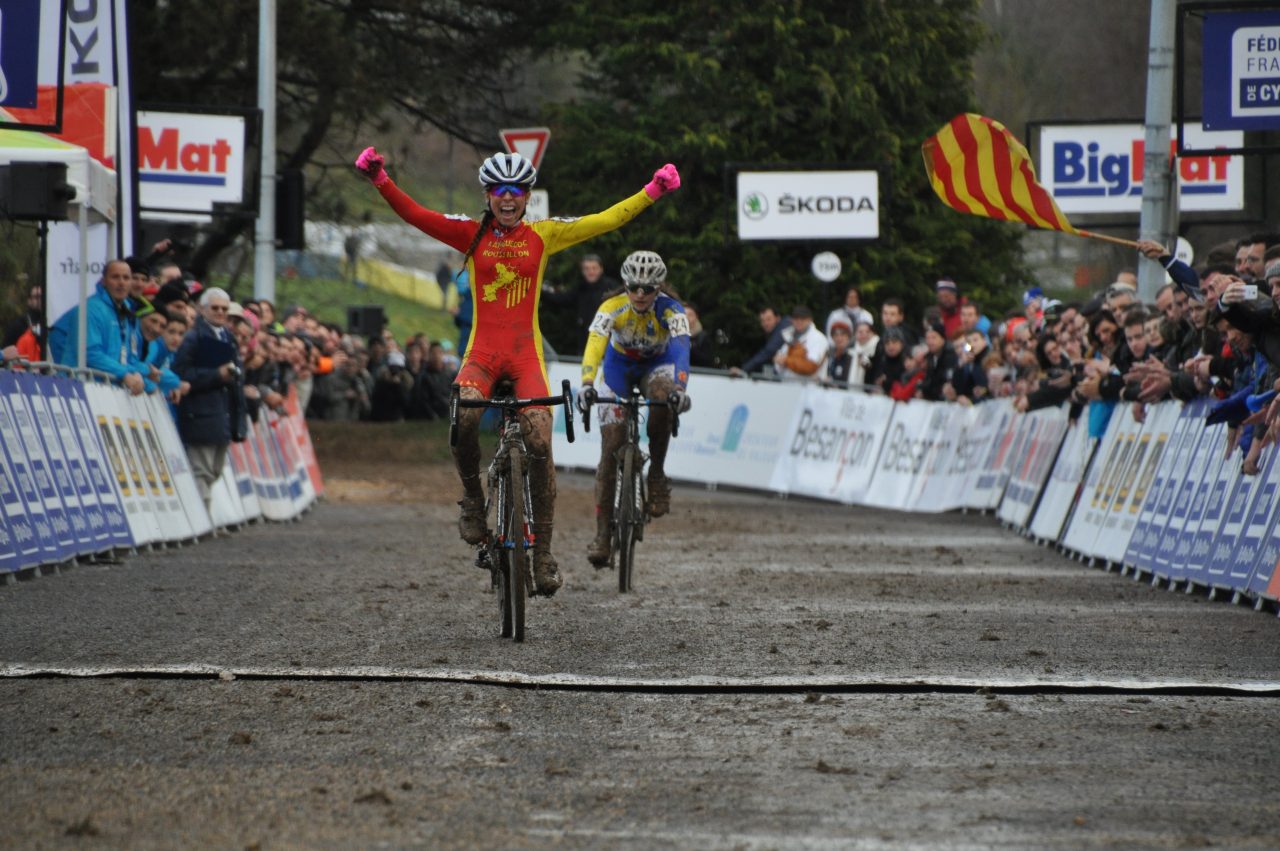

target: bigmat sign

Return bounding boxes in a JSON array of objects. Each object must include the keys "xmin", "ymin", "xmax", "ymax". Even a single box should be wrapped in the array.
[
  {"xmin": 137, "ymin": 111, "xmax": 248, "ymax": 214},
  {"xmin": 736, "ymin": 169, "xmax": 880, "ymax": 241},
  {"xmin": 1037, "ymin": 123, "xmax": 1245, "ymax": 213}
]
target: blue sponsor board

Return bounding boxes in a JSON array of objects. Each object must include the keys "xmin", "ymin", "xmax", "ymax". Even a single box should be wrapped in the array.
[
  {"xmin": 1227, "ymin": 447, "xmax": 1280, "ymax": 591},
  {"xmin": 1128, "ymin": 405, "xmax": 1198, "ymax": 572},
  {"xmin": 1204, "ymin": 10, "xmax": 1280, "ymax": 131},
  {"xmin": 1154, "ymin": 421, "xmax": 1218, "ymax": 580},
  {"xmin": 1247, "ymin": 507, "xmax": 1280, "ymax": 601},
  {"xmin": 19, "ymin": 373, "xmax": 97, "ymax": 557},
  {"xmin": 1203, "ymin": 463, "xmax": 1260, "ymax": 590},
  {"xmin": 0, "ymin": 373, "xmax": 63, "ymax": 562},
  {"xmin": 1184, "ymin": 453, "xmax": 1238, "ymax": 588},
  {"xmin": 60, "ymin": 381, "xmax": 132, "ymax": 548},
  {"xmin": 0, "ymin": 2, "xmax": 42, "ymax": 108}
]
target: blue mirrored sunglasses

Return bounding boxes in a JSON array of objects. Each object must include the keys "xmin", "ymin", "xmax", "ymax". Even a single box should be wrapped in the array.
[{"xmin": 488, "ymin": 183, "xmax": 529, "ymax": 198}]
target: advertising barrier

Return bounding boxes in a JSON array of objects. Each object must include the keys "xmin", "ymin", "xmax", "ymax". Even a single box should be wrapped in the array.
[
  {"xmin": 1, "ymin": 368, "xmax": 320, "ymax": 577},
  {"xmin": 7, "ymin": 363, "xmax": 1277, "ymax": 608}
]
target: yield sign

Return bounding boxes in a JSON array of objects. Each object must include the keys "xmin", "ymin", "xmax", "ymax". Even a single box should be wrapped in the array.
[{"xmin": 498, "ymin": 127, "xmax": 551, "ymax": 170}]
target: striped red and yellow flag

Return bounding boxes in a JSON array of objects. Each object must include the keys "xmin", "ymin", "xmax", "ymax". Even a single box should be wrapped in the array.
[{"xmin": 922, "ymin": 113, "xmax": 1077, "ymax": 235}]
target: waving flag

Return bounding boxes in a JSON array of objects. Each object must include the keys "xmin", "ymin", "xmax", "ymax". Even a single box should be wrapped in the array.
[{"xmin": 922, "ymin": 113, "xmax": 1078, "ymax": 235}]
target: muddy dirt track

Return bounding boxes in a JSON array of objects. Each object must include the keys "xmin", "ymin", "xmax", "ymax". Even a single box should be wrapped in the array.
[{"xmin": 2, "ymin": 455, "xmax": 1278, "ymax": 849}]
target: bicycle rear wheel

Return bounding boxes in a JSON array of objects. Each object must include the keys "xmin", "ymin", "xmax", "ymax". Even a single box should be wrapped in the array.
[
  {"xmin": 507, "ymin": 448, "xmax": 529, "ymax": 642},
  {"xmin": 617, "ymin": 447, "xmax": 639, "ymax": 593}
]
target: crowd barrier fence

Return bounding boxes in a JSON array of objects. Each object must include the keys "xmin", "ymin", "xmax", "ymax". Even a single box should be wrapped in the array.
[
  {"xmin": 6, "ymin": 363, "xmax": 1275, "ymax": 611},
  {"xmin": 546, "ymin": 363, "xmax": 1280, "ymax": 611},
  {"xmin": 0, "ymin": 366, "xmax": 324, "ymax": 579}
]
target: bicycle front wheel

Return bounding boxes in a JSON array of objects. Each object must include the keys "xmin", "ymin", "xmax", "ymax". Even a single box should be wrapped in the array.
[
  {"xmin": 507, "ymin": 447, "xmax": 529, "ymax": 642},
  {"xmin": 617, "ymin": 447, "xmax": 640, "ymax": 593}
]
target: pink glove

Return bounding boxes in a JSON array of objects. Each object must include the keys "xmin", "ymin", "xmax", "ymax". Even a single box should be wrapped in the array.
[
  {"xmin": 644, "ymin": 163, "xmax": 681, "ymax": 199},
  {"xmin": 354, "ymin": 146, "xmax": 389, "ymax": 187}
]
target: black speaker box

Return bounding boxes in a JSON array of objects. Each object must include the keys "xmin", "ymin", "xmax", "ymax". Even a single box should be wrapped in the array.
[
  {"xmin": 347, "ymin": 305, "xmax": 386, "ymax": 337},
  {"xmin": 0, "ymin": 162, "xmax": 73, "ymax": 221},
  {"xmin": 276, "ymin": 168, "xmax": 305, "ymax": 250}
]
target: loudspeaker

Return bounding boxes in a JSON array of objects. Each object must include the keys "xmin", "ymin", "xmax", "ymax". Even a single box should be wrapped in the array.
[
  {"xmin": 275, "ymin": 168, "xmax": 305, "ymax": 250},
  {"xmin": 347, "ymin": 305, "xmax": 386, "ymax": 337},
  {"xmin": 0, "ymin": 162, "xmax": 74, "ymax": 221}
]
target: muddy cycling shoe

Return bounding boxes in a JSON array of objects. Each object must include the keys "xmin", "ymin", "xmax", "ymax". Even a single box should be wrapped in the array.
[
  {"xmin": 457, "ymin": 496, "xmax": 488, "ymax": 545},
  {"xmin": 646, "ymin": 474, "xmax": 672, "ymax": 518},
  {"xmin": 532, "ymin": 551, "xmax": 563, "ymax": 597},
  {"xmin": 586, "ymin": 524, "xmax": 612, "ymax": 568}
]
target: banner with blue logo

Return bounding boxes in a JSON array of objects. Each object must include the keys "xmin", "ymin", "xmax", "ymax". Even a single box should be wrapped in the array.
[{"xmin": 1203, "ymin": 10, "xmax": 1280, "ymax": 131}]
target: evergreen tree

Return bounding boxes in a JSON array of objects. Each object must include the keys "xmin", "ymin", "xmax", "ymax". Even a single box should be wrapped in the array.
[{"xmin": 536, "ymin": 0, "xmax": 1027, "ymax": 361}]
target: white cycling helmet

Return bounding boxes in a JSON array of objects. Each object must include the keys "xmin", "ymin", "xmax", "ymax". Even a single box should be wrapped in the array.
[
  {"xmin": 620, "ymin": 250, "xmax": 667, "ymax": 287},
  {"xmin": 478, "ymin": 152, "xmax": 537, "ymax": 187}
]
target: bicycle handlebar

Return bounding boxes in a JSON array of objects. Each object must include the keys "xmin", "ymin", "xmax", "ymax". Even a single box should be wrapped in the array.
[
  {"xmin": 449, "ymin": 379, "xmax": 576, "ymax": 447},
  {"xmin": 581, "ymin": 388, "xmax": 681, "ymax": 438}
]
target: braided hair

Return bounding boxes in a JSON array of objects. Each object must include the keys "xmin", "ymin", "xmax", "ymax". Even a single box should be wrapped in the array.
[{"xmin": 460, "ymin": 208, "xmax": 495, "ymax": 270}]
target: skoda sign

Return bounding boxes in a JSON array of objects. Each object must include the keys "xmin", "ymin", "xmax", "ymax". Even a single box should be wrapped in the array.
[{"xmin": 736, "ymin": 169, "xmax": 880, "ymax": 241}]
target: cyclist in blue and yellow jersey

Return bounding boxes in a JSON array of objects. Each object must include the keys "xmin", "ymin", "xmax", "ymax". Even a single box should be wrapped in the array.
[{"xmin": 577, "ymin": 250, "xmax": 692, "ymax": 566}]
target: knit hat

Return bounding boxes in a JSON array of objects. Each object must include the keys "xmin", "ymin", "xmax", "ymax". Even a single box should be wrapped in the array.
[{"xmin": 935, "ymin": 277, "xmax": 958, "ymax": 292}]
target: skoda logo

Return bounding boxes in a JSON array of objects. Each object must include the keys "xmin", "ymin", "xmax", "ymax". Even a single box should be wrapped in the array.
[{"xmin": 742, "ymin": 192, "xmax": 768, "ymax": 220}]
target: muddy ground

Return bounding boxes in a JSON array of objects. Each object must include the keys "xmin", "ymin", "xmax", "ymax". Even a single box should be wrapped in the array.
[{"xmin": 2, "ymin": 427, "xmax": 1278, "ymax": 849}]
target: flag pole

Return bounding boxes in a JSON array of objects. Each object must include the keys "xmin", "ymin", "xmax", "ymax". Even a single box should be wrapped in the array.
[{"xmin": 1077, "ymin": 229, "xmax": 1141, "ymax": 249}]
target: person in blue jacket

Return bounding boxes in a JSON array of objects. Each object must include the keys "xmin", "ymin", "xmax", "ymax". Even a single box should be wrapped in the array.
[{"xmin": 48, "ymin": 259, "xmax": 154, "ymax": 394}]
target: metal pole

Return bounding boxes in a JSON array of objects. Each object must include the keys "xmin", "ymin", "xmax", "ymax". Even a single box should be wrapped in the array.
[
  {"xmin": 1138, "ymin": 0, "xmax": 1177, "ymax": 304},
  {"xmin": 76, "ymin": 204, "xmax": 89, "ymax": 369},
  {"xmin": 254, "ymin": 0, "xmax": 277, "ymax": 302}
]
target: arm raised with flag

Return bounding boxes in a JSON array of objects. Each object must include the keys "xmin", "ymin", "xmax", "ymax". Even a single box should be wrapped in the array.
[{"xmin": 922, "ymin": 114, "xmax": 1138, "ymax": 249}]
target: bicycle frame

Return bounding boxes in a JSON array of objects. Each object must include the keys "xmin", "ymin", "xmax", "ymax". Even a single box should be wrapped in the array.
[{"xmin": 449, "ymin": 379, "xmax": 575, "ymax": 640}]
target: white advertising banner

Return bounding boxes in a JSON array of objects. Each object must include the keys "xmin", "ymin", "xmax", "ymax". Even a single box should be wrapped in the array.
[
  {"xmin": 769, "ymin": 385, "xmax": 893, "ymax": 503},
  {"xmin": 908, "ymin": 403, "xmax": 978, "ymax": 514},
  {"xmin": 997, "ymin": 406, "xmax": 1070, "ymax": 529},
  {"xmin": 861, "ymin": 402, "xmax": 944, "ymax": 511},
  {"xmin": 736, "ymin": 170, "xmax": 880, "ymax": 240},
  {"xmin": 1060, "ymin": 405, "xmax": 1130, "ymax": 558},
  {"xmin": 137, "ymin": 111, "xmax": 249, "ymax": 213},
  {"xmin": 1095, "ymin": 404, "xmax": 1177, "ymax": 565},
  {"xmin": 549, "ymin": 363, "xmax": 802, "ymax": 492},
  {"xmin": 1027, "ymin": 420, "xmax": 1093, "ymax": 543},
  {"xmin": 1038, "ymin": 124, "xmax": 1245, "ymax": 213}
]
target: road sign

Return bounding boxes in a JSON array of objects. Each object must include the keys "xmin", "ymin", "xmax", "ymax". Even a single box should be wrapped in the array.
[
  {"xmin": 526, "ymin": 189, "xmax": 549, "ymax": 222},
  {"xmin": 811, "ymin": 251, "xmax": 841, "ymax": 282},
  {"xmin": 498, "ymin": 127, "xmax": 551, "ymax": 170}
]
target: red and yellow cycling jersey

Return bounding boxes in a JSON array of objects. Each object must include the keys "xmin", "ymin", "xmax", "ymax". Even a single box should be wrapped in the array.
[{"xmin": 376, "ymin": 179, "xmax": 655, "ymax": 397}]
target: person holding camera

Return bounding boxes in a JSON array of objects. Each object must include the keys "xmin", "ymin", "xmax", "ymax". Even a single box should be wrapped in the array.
[{"xmin": 173, "ymin": 287, "xmax": 248, "ymax": 510}]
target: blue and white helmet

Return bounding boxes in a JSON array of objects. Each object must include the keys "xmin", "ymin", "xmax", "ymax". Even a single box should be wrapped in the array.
[{"xmin": 478, "ymin": 152, "xmax": 537, "ymax": 188}]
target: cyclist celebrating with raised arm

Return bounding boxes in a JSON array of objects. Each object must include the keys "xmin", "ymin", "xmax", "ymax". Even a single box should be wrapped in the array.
[
  {"xmin": 578, "ymin": 250, "xmax": 691, "ymax": 567},
  {"xmin": 354, "ymin": 146, "xmax": 680, "ymax": 597}
]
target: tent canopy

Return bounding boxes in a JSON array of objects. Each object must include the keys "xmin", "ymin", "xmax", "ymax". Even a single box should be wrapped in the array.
[{"xmin": 0, "ymin": 129, "xmax": 116, "ymax": 223}]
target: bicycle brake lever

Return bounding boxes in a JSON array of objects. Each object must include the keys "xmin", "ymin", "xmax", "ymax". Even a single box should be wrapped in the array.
[{"xmin": 561, "ymin": 379, "xmax": 576, "ymax": 443}]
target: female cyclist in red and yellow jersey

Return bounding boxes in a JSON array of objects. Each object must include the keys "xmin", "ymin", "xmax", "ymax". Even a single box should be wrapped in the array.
[{"xmin": 354, "ymin": 146, "xmax": 680, "ymax": 596}]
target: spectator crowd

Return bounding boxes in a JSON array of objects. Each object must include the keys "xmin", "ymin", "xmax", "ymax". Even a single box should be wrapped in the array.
[
  {"xmin": 9, "ymin": 228, "xmax": 1280, "ymax": 492},
  {"xmin": 722, "ymin": 232, "xmax": 1280, "ymax": 477}
]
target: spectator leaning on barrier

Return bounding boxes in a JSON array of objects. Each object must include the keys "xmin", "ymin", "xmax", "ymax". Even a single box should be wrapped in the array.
[
  {"xmin": 825, "ymin": 320, "xmax": 854, "ymax": 385},
  {"xmin": 889, "ymin": 343, "xmax": 928, "ymax": 401},
  {"xmin": 849, "ymin": 320, "xmax": 879, "ymax": 387},
  {"xmin": 49, "ymin": 259, "xmax": 154, "ymax": 396},
  {"xmin": 867, "ymin": 325, "xmax": 908, "ymax": 392},
  {"xmin": 919, "ymin": 322, "xmax": 958, "ymax": 401},
  {"xmin": 135, "ymin": 298, "xmax": 184, "ymax": 404},
  {"xmin": 944, "ymin": 329, "xmax": 990, "ymax": 405},
  {"xmin": 173, "ymin": 287, "xmax": 248, "ymax": 510},
  {"xmin": 774, "ymin": 305, "xmax": 828, "ymax": 380},
  {"xmin": 730, "ymin": 305, "xmax": 791, "ymax": 378}
]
